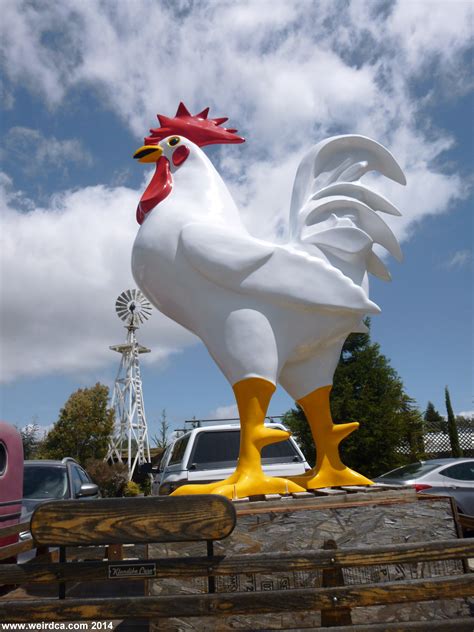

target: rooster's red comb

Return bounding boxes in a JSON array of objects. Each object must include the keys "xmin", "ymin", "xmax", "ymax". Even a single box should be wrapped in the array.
[{"xmin": 145, "ymin": 102, "xmax": 245, "ymax": 147}]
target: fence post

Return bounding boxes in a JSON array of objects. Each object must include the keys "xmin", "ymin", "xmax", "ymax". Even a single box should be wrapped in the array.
[
  {"xmin": 107, "ymin": 544, "xmax": 124, "ymax": 561},
  {"xmin": 320, "ymin": 539, "xmax": 352, "ymax": 627},
  {"xmin": 207, "ymin": 540, "xmax": 216, "ymax": 593},
  {"xmin": 58, "ymin": 546, "xmax": 66, "ymax": 600}
]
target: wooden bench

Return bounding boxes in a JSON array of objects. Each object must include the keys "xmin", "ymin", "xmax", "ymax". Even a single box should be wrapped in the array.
[{"xmin": 0, "ymin": 494, "xmax": 473, "ymax": 630}]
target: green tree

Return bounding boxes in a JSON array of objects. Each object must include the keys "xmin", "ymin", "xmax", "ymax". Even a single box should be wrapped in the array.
[
  {"xmin": 152, "ymin": 409, "xmax": 170, "ymax": 449},
  {"xmin": 40, "ymin": 383, "xmax": 114, "ymax": 466},
  {"xmin": 19, "ymin": 421, "xmax": 42, "ymax": 459},
  {"xmin": 284, "ymin": 322, "xmax": 420, "ymax": 477},
  {"xmin": 283, "ymin": 404, "xmax": 315, "ymax": 465},
  {"xmin": 423, "ymin": 401, "xmax": 446, "ymax": 432},
  {"xmin": 400, "ymin": 395, "xmax": 425, "ymax": 461},
  {"xmin": 456, "ymin": 414, "xmax": 473, "ymax": 428},
  {"xmin": 445, "ymin": 386, "xmax": 462, "ymax": 457}
]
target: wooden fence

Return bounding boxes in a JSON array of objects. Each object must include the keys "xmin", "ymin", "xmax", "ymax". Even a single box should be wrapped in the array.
[{"xmin": 0, "ymin": 495, "xmax": 473, "ymax": 630}]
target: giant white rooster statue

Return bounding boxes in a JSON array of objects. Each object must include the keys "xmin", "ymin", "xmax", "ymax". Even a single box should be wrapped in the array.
[{"xmin": 132, "ymin": 103, "xmax": 406, "ymax": 499}]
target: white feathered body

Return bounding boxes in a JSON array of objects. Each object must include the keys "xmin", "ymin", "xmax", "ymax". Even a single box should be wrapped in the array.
[{"xmin": 132, "ymin": 136, "xmax": 405, "ymax": 400}]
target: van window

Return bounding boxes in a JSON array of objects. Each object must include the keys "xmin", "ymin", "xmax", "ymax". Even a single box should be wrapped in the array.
[
  {"xmin": 158, "ymin": 445, "xmax": 172, "ymax": 472},
  {"xmin": 168, "ymin": 434, "xmax": 191, "ymax": 466},
  {"xmin": 188, "ymin": 430, "xmax": 302, "ymax": 469}
]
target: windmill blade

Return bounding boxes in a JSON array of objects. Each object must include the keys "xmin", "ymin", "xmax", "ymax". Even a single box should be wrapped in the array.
[{"xmin": 115, "ymin": 289, "xmax": 152, "ymax": 324}]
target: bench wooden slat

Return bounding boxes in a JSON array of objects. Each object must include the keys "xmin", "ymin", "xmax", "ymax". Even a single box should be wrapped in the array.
[
  {"xmin": 30, "ymin": 495, "xmax": 236, "ymax": 546},
  {"xmin": 0, "ymin": 575, "xmax": 472, "ymax": 622},
  {"xmin": 1, "ymin": 537, "xmax": 472, "ymax": 585},
  {"xmin": 458, "ymin": 513, "xmax": 474, "ymax": 530},
  {"xmin": 0, "ymin": 520, "xmax": 31, "ymax": 539},
  {"xmin": 0, "ymin": 538, "xmax": 35, "ymax": 561},
  {"xmin": 274, "ymin": 620, "xmax": 474, "ymax": 632}
]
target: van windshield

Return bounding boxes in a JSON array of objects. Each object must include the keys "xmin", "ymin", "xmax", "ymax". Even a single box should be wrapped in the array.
[
  {"xmin": 189, "ymin": 430, "xmax": 302, "ymax": 469},
  {"xmin": 168, "ymin": 434, "xmax": 191, "ymax": 467}
]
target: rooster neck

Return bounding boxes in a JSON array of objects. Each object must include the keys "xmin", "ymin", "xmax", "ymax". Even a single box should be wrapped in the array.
[{"xmin": 167, "ymin": 148, "xmax": 244, "ymax": 227}]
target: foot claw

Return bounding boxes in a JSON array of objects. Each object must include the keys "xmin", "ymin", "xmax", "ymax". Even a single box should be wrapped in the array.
[
  {"xmin": 256, "ymin": 426, "xmax": 290, "ymax": 449},
  {"xmin": 332, "ymin": 421, "xmax": 359, "ymax": 442},
  {"xmin": 290, "ymin": 466, "xmax": 373, "ymax": 490},
  {"xmin": 171, "ymin": 473, "xmax": 305, "ymax": 499}
]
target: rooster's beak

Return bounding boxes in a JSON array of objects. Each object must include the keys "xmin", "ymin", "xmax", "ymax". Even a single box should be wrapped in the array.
[{"xmin": 133, "ymin": 145, "xmax": 163, "ymax": 163}]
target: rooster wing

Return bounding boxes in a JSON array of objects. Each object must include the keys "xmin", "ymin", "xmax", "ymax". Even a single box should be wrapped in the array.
[{"xmin": 180, "ymin": 222, "xmax": 379, "ymax": 313}]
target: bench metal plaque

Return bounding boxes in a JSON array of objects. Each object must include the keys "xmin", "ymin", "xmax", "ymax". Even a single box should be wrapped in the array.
[{"xmin": 108, "ymin": 562, "xmax": 156, "ymax": 579}]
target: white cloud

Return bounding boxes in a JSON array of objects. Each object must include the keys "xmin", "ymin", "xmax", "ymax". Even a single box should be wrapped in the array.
[
  {"xmin": 1, "ymin": 1, "xmax": 471, "ymax": 138},
  {"xmin": 1, "ymin": 127, "xmax": 93, "ymax": 176},
  {"xmin": 443, "ymin": 250, "xmax": 472, "ymax": 269},
  {"xmin": 388, "ymin": 1, "xmax": 473, "ymax": 79},
  {"xmin": 208, "ymin": 404, "xmax": 239, "ymax": 420},
  {"xmin": 366, "ymin": 166, "xmax": 466, "ymax": 248},
  {"xmin": 0, "ymin": 0, "xmax": 72, "ymax": 104},
  {"xmin": 0, "ymin": 172, "xmax": 196, "ymax": 382},
  {"xmin": 0, "ymin": 78, "xmax": 14, "ymax": 110}
]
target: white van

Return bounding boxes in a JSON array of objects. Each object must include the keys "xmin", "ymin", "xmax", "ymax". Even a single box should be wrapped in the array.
[{"xmin": 153, "ymin": 421, "xmax": 310, "ymax": 496}]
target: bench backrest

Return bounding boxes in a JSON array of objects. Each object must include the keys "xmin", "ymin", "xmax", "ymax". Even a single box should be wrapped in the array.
[{"xmin": 30, "ymin": 495, "xmax": 236, "ymax": 546}]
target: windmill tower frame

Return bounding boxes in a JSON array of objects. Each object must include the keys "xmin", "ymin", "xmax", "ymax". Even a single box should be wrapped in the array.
[{"xmin": 106, "ymin": 290, "xmax": 152, "ymax": 479}]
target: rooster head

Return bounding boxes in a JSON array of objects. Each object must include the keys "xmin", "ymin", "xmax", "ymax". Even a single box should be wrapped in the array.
[{"xmin": 133, "ymin": 103, "xmax": 244, "ymax": 224}]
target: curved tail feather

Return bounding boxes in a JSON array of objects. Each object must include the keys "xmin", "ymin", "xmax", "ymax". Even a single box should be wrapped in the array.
[{"xmin": 289, "ymin": 134, "xmax": 406, "ymax": 278}]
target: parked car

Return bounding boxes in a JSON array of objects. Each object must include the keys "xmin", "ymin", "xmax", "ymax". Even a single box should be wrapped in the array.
[
  {"xmin": 153, "ymin": 421, "xmax": 310, "ymax": 496},
  {"xmin": 374, "ymin": 458, "xmax": 474, "ymax": 516},
  {"xmin": 0, "ymin": 422, "xmax": 24, "ymax": 559},
  {"xmin": 21, "ymin": 458, "xmax": 100, "ymax": 527}
]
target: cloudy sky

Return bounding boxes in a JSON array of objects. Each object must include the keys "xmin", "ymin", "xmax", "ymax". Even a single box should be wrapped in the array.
[{"xmin": 0, "ymin": 0, "xmax": 472, "ymax": 439}]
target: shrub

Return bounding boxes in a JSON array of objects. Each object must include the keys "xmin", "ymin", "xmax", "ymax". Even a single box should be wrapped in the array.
[
  {"xmin": 123, "ymin": 481, "xmax": 142, "ymax": 496},
  {"xmin": 85, "ymin": 459, "xmax": 128, "ymax": 497}
]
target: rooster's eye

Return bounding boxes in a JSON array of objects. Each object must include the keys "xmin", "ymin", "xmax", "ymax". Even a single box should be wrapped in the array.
[{"xmin": 168, "ymin": 137, "xmax": 180, "ymax": 147}]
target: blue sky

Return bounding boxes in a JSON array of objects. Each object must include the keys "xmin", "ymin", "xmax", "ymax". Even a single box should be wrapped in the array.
[{"xmin": 0, "ymin": 0, "xmax": 472, "ymax": 440}]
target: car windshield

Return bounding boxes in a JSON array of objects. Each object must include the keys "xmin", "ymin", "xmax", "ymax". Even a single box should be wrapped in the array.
[
  {"xmin": 378, "ymin": 462, "xmax": 441, "ymax": 480},
  {"xmin": 189, "ymin": 430, "xmax": 301, "ymax": 469},
  {"xmin": 23, "ymin": 465, "xmax": 69, "ymax": 499}
]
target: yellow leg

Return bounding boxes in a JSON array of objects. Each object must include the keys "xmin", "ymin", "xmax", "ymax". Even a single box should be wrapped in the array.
[
  {"xmin": 172, "ymin": 377, "xmax": 305, "ymax": 499},
  {"xmin": 289, "ymin": 385, "xmax": 373, "ymax": 489}
]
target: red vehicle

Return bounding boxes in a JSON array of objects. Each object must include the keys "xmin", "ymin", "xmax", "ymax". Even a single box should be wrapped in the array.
[{"xmin": 0, "ymin": 422, "xmax": 24, "ymax": 556}]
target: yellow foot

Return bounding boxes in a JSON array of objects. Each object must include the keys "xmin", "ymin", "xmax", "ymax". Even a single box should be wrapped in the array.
[
  {"xmin": 290, "ymin": 466, "xmax": 373, "ymax": 490},
  {"xmin": 172, "ymin": 474, "xmax": 239, "ymax": 496},
  {"xmin": 171, "ymin": 472, "xmax": 305, "ymax": 500}
]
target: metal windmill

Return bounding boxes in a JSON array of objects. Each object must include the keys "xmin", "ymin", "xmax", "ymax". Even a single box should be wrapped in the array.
[{"xmin": 106, "ymin": 289, "xmax": 152, "ymax": 479}]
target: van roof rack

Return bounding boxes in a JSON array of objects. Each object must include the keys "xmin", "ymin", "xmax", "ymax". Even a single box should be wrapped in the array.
[{"xmin": 183, "ymin": 415, "xmax": 284, "ymax": 429}]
